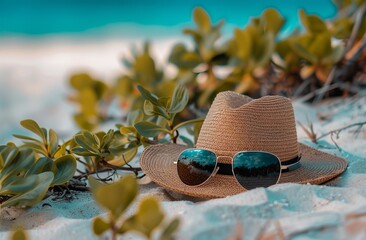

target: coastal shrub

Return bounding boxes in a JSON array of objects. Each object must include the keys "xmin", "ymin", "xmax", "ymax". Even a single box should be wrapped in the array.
[
  {"xmin": 0, "ymin": 84, "xmax": 202, "ymax": 207},
  {"xmin": 68, "ymin": 84, "xmax": 203, "ymax": 172},
  {"xmin": 0, "ymin": 120, "xmax": 77, "ymax": 207},
  {"xmin": 69, "ymin": 1, "xmax": 366, "ymax": 130},
  {"xmin": 90, "ymin": 175, "xmax": 180, "ymax": 240}
]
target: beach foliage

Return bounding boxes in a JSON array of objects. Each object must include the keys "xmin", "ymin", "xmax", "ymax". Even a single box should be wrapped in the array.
[
  {"xmin": 0, "ymin": 83, "xmax": 202, "ymax": 209},
  {"xmin": 0, "ymin": 120, "xmax": 77, "ymax": 208},
  {"xmin": 66, "ymin": 84, "xmax": 203, "ymax": 174},
  {"xmin": 90, "ymin": 175, "xmax": 180, "ymax": 240},
  {"xmin": 69, "ymin": 2, "xmax": 366, "ymax": 130}
]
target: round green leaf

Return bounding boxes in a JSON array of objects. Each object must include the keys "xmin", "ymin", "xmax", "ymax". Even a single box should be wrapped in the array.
[
  {"xmin": 0, "ymin": 175, "xmax": 38, "ymax": 195},
  {"xmin": 51, "ymin": 155, "xmax": 77, "ymax": 186},
  {"xmin": 10, "ymin": 229, "xmax": 28, "ymax": 240},
  {"xmin": 119, "ymin": 197, "xmax": 164, "ymax": 237},
  {"xmin": 69, "ymin": 73, "xmax": 94, "ymax": 90},
  {"xmin": 299, "ymin": 9, "xmax": 327, "ymax": 34},
  {"xmin": 93, "ymin": 216, "xmax": 110, "ymax": 236},
  {"xmin": 48, "ymin": 129, "xmax": 59, "ymax": 157},
  {"xmin": 74, "ymin": 131, "xmax": 100, "ymax": 154},
  {"xmin": 193, "ymin": 7, "xmax": 211, "ymax": 32},
  {"xmin": 20, "ymin": 119, "xmax": 46, "ymax": 143},
  {"xmin": 137, "ymin": 85, "xmax": 160, "ymax": 106},
  {"xmin": 262, "ymin": 8, "xmax": 285, "ymax": 34},
  {"xmin": 1, "ymin": 172, "xmax": 54, "ymax": 208},
  {"xmin": 168, "ymin": 84, "xmax": 189, "ymax": 113},
  {"xmin": 25, "ymin": 157, "xmax": 54, "ymax": 176},
  {"xmin": 134, "ymin": 121, "xmax": 170, "ymax": 138},
  {"xmin": 90, "ymin": 175, "xmax": 138, "ymax": 218}
]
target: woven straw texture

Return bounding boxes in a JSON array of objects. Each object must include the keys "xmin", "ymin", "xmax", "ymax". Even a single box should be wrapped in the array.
[
  {"xmin": 139, "ymin": 91, "xmax": 348, "ymax": 199},
  {"xmin": 196, "ymin": 92, "xmax": 298, "ymax": 163}
]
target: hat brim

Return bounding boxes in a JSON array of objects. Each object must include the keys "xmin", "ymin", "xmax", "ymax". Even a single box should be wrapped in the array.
[{"xmin": 139, "ymin": 143, "xmax": 348, "ymax": 199}]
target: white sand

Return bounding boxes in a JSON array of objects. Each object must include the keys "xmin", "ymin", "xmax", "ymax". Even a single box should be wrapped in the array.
[{"xmin": 1, "ymin": 37, "xmax": 366, "ymax": 239}]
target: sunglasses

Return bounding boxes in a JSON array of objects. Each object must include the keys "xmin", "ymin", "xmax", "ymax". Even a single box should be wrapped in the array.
[{"xmin": 174, "ymin": 149, "xmax": 301, "ymax": 190}]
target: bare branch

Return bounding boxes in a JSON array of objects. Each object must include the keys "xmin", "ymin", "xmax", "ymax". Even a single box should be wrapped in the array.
[{"xmin": 316, "ymin": 121, "xmax": 366, "ymax": 141}]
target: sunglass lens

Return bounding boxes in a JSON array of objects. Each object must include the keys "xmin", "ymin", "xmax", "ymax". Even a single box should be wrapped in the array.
[
  {"xmin": 233, "ymin": 152, "xmax": 281, "ymax": 190},
  {"xmin": 177, "ymin": 149, "xmax": 217, "ymax": 186}
]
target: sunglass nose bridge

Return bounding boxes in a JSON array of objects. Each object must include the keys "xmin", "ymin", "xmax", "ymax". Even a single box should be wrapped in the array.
[{"xmin": 217, "ymin": 155, "xmax": 233, "ymax": 164}]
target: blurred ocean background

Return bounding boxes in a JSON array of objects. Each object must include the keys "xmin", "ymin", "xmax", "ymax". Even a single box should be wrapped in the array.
[{"xmin": 0, "ymin": 0, "xmax": 337, "ymax": 142}]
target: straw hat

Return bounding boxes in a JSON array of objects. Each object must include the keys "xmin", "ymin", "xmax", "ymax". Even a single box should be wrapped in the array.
[{"xmin": 139, "ymin": 91, "xmax": 347, "ymax": 198}]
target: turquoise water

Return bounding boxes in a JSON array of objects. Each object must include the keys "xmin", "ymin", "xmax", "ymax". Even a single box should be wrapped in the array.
[{"xmin": 0, "ymin": 0, "xmax": 337, "ymax": 36}]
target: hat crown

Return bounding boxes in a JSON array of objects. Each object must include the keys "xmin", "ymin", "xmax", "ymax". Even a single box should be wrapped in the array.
[{"xmin": 196, "ymin": 91, "xmax": 299, "ymax": 163}]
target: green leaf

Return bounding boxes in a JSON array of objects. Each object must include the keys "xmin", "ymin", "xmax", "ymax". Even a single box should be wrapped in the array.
[
  {"xmin": 1, "ymin": 172, "xmax": 54, "ymax": 208},
  {"xmin": 173, "ymin": 118, "xmax": 205, "ymax": 132},
  {"xmin": 262, "ymin": 8, "xmax": 285, "ymax": 34},
  {"xmin": 73, "ymin": 113, "xmax": 98, "ymax": 131},
  {"xmin": 309, "ymin": 32, "xmax": 332, "ymax": 60},
  {"xmin": 168, "ymin": 43, "xmax": 202, "ymax": 69},
  {"xmin": 120, "ymin": 126, "xmax": 137, "ymax": 136},
  {"xmin": 160, "ymin": 218, "xmax": 180, "ymax": 240},
  {"xmin": 137, "ymin": 85, "xmax": 160, "ymax": 106},
  {"xmin": 74, "ymin": 132, "xmax": 100, "ymax": 154},
  {"xmin": 90, "ymin": 175, "xmax": 138, "ymax": 219},
  {"xmin": 79, "ymin": 88, "xmax": 98, "ymax": 117},
  {"xmin": 134, "ymin": 122, "xmax": 170, "ymax": 138},
  {"xmin": 71, "ymin": 147, "xmax": 95, "ymax": 156},
  {"xmin": 10, "ymin": 228, "xmax": 28, "ymax": 240},
  {"xmin": 13, "ymin": 134, "xmax": 42, "ymax": 143},
  {"xmin": 101, "ymin": 130, "xmax": 115, "ymax": 149},
  {"xmin": 52, "ymin": 155, "xmax": 76, "ymax": 186},
  {"xmin": 127, "ymin": 110, "xmax": 144, "ymax": 126},
  {"xmin": 291, "ymin": 41, "xmax": 317, "ymax": 64},
  {"xmin": 168, "ymin": 84, "xmax": 189, "ymax": 113},
  {"xmin": 108, "ymin": 145, "xmax": 138, "ymax": 166},
  {"xmin": 323, "ymin": 45, "xmax": 344, "ymax": 64},
  {"xmin": 0, "ymin": 145, "xmax": 19, "ymax": 170},
  {"xmin": 179, "ymin": 135, "xmax": 194, "ymax": 147},
  {"xmin": 25, "ymin": 157, "xmax": 54, "ymax": 176},
  {"xmin": 299, "ymin": 9, "xmax": 327, "ymax": 34},
  {"xmin": 0, "ymin": 175, "xmax": 38, "ymax": 195},
  {"xmin": 193, "ymin": 7, "xmax": 211, "ymax": 33},
  {"xmin": 20, "ymin": 119, "xmax": 46, "ymax": 143},
  {"xmin": 0, "ymin": 148, "xmax": 35, "ymax": 184},
  {"xmin": 69, "ymin": 73, "xmax": 94, "ymax": 90},
  {"xmin": 143, "ymin": 100, "xmax": 170, "ymax": 119},
  {"xmin": 88, "ymin": 176, "xmax": 105, "ymax": 191},
  {"xmin": 232, "ymin": 28, "xmax": 252, "ymax": 61},
  {"xmin": 182, "ymin": 29, "xmax": 202, "ymax": 43},
  {"xmin": 93, "ymin": 216, "xmax": 110, "ymax": 236},
  {"xmin": 48, "ymin": 129, "xmax": 59, "ymax": 157},
  {"xmin": 116, "ymin": 75, "xmax": 134, "ymax": 97},
  {"xmin": 134, "ymin": 50, "xmax": 157, "ymax": 84},
  {"xmin": 22, "ymin": 141, "xmax": 48, "ymax": 157},
  {"xmin": 119, "ymin": 197, "xmax": 164, "ymax": 237},
  {"xmin": 0, "ymin": 154, "xmax": 3, "ymax": 170},
  {"xmin": 332, "ymin": 17, "xmax": 353, "ymax": 39}
]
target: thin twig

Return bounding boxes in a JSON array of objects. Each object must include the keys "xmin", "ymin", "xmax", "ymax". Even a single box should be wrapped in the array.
[
  {"xmin": 346, "ymin": 4, "xmax": 366, "ymax": 52},
  {"xmin": 101, "ymin": 159, "xmax": 142, "ymax": 172},
  {"xmin": 74, "ymin": 168, "xmax": 116, "ymax": 179},
  {"xmin": 293, "ymin": 77, "xmax": 313, "ymax": 98},
  {"xmin": 330, "ymin": 132, "xmax": 342, "ymax": 151},
  {"xmin": 121, "ymin": 154, "xmax": 139, "ymax": 177},
  {"xmin": 297, "ymin": 121, "xmax": 317, "ymax": 143},
  {"xmin": 76, "ymin": 158, "xmax": 89, "ymax": 167},
  {"xmin": 313, "ymin": 67, "xmax": 336, "ymax": 104},
  {"xmin": 316, "ymin": 121, "xmax": 366, "ymax": 141}
]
